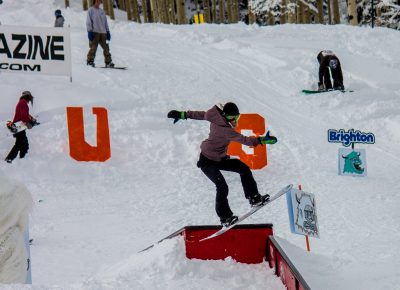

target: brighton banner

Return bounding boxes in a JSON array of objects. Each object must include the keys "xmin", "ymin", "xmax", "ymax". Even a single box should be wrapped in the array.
[{"xmin": 0, "ymin": 25, "xmax": 71, "ymax": 77}]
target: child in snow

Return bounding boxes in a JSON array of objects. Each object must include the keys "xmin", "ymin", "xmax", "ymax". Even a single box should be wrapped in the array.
[
  {"xmin": 317, "ymin": 50, "xmax": 344, "ymax": 91},
  {"xmin": 54, "ymin": 9, "xmax": 65, "ymax": 27},
  {"xmin": 168, "ymin": 102, "xmax": 277, "ymax": 227},
  {"xmin": 5, "ymin": 91, "xmax": 38, "ymax": 164}
]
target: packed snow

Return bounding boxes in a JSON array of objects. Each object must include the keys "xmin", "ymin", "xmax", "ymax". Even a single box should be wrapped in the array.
[{"xmin": 0, "ymin": 0, "xmax": 400, "ymax": 289}]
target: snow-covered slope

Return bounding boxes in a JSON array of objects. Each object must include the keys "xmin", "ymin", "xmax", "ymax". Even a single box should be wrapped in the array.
[{"xmin": 0, "ymin": 0, "xmax": 400, "ymax": 289}]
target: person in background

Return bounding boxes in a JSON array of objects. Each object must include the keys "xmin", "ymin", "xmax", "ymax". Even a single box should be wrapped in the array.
[
  {"xmin": 5, "ymin": 91, "xmax": 38, "ymax": 164},
  {"xmin": 86, "ymin": 0, "xmax": 114, "ymax": 68},
  {"xmin": 54, "ymin": 9, "xmax": 65, "ymax": 27},
  {"xmin": 317, "ymin": 50, "xmax": 344, "ymax": 91},
  {"xmin": 167, "ymin": 102, "xmax": 277, "ymax": 227}
]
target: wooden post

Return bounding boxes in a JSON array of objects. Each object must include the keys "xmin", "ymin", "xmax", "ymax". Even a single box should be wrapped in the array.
[
  {"xmin": 287, "ymin": 0, "xmax": 296, "ymax": 23},
  {"xmin": 327, "ymin": 0, "xmax": 332, "ymax": 24},
  {"xmin": 296, "ymin": 0, "xmax": 304, "ymax": 23},
  {"xmin": 332, "ymin": 0, "xmax": 340, "ymax": 23},
  {"xmin": 126, "ymin": 0, "xmax": 133, "ymax": 20},
  {"xmin": 219, "ymin": 0, "xmax": 225, "ymax": 23},
  {"xmin": 83, "ymin": 0, "xmax": 89, "ymax": 10},
  {"xmin": 280, "ymin": 0, "xmax": 287, "ymax": 24},
  {"xmin": 120, "ymin": 0, "xmax": 126, "ymax": 11},
  {"xmin": 317, "ymin": 0, "xmax": 324, "ymax": 23},
  {"xmin": 65, "ymin": 0, "xmax": 70, "ymax": 7},
  {"xmin": 204, "ymin": 0, "xmax": 211, "ymax": 23},
  {"xmin": 226, "ymin": 0, "xmax": 232, "ymax": 23},
  {"xmin": 212, "ymin": 0, "xmax": 217, "ymax": 23},
  {"xmin": 103, "ymin": 0, "xmax": 109, "ymax": 15},
  {"xmin": 267, "ymin": 11, "xmax": 274, "ymax": 25},
  {"xmin": 168, "ymin": 0, "xmax": 176, "ymax": 24},
  {"xmin": 150, "ymin": 0, "xmax": 159, "ymax": 22},
  {"xmin": 176, "ymin": 0, "xmax": 186, "ymax": 24},
  {"xmin": 142, "ymin": 0, "xmax": 149, "ymax": 22},
  {"xmin": 347, "ymin": 0, "xmax": 358, "ymax": 25},
  {"xmin": 248, "ymin": 0, "xmax": 255, "ymax": 24},
  {"xmin": 108, "ymin": 0, "xmax": 116, "ymax": 20},
  {"xmin": 303, "ymin": 7, "xmax": 311, "ymax": 23}
]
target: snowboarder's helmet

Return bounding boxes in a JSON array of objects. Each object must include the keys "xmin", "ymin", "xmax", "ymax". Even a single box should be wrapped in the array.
[
  {"xmin": 222, "ymin": 102, "xmax": 239, "ymax": 116},
  {"xmin": 55, "ymin": 9, "xmax": 62, "ymax": 16}
]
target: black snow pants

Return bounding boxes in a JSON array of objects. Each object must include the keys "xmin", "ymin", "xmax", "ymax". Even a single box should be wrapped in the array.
[
  {"xmin": 6, "ymin": 130, "xmax": 29, "ymax": 161},
  {"xmin": 197, "ymin": 153, "xmax": 259, "ymax": 220}
]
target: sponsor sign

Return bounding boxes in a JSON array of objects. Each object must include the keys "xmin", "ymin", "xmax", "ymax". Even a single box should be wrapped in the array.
[
  {"xmin": 0, "ymin": 25, "xmax": 71, "ymax": 76},
  {"xmin": 338, "ymin": 148, "xmax": 367, "ymax": 177},
  {"xmin": 328, "ymin": 129, "xmax": 375, "ymax": 147},
  {"xmin": 286, "ymin": 188, "xmax": 319, "ymax": 238}
]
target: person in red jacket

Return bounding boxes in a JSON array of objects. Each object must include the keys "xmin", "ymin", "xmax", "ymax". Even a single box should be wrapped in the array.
[
  {"xmin": 5, "ymin": 91, "xmax": 36, "ymax": 163},
  {"xmin": 168, "ymin": 102, "xmax": 277, "ymax": 227}
]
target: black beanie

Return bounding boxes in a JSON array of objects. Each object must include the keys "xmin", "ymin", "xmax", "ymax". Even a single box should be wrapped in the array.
[{"xmin": 222, "ymin": 102, "xmax": 239, "ymax": 115}]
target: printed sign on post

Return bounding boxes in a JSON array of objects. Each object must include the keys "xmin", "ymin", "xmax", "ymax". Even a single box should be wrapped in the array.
[
  {"xmin": 0, "ymin": 25, "xmax": 71, "ymax": 77},
  {"xmin": 286, "ymin": 188, "xmax": 319, "ymax": 238},
  {"xmin": 338, "ymin": 148, "xmax": 367, "ymax": 177}
]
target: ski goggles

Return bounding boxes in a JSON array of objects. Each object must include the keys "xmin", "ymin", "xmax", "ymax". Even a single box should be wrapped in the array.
[{"xmin": 225, "ymin": 114, "xmax": 240, "ymax": 122}]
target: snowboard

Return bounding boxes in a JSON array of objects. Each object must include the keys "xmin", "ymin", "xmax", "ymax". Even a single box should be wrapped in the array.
[
  {"xmin": 99, "ymin": 66, "xmax": 127, "ymax": 70},
  {"xmin": 6, "ymin": 119, "xmax": 40, "ymax": 134},
  {"xmin": 302, "ymin": 89, "xmax": 354, "ymax": 94},
  {"xmin": 7, "ymin": 121, "xmax": 28, "ymax": 133},
  {"xmin": 200, "ymin": 184, "xmax": 293, "ymax": 242}
]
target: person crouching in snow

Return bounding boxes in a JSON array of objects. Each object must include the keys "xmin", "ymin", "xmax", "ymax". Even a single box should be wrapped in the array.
[
  {"xmin": 317, "ymin": 50, "xmax": 344, "ymax": 91},
  {"xmin": 168, "ymin": 102, "xmax": 277, "ymax": 227},
  {"xmin": 5, "ymin": 91, "xmax": 38, "ymax": 164}
]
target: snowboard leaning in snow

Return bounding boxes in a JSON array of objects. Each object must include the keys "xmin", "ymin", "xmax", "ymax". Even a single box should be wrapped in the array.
[
  {"xmin": 200, "ymin": 184, "xmax": 293, "ymax": 242},
  {"xmin": 302, "ymin": 89, "xmax": 354, "ymax": 94}
]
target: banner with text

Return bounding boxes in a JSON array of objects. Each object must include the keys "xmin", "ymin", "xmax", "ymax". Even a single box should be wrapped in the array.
[{"xmin": 0, "ymin": 25, "xmax": 71, "ymax": 76}]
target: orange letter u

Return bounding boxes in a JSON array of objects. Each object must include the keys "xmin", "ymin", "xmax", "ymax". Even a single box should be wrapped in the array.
[{"xmin": 67, "ymin": 107, "xmax": 111, "ymax": 162}]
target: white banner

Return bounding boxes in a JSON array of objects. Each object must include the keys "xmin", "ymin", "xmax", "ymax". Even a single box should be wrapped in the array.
[{"xmin": 0, "ymin": 25, "xmax": 71, "ymax": 77}]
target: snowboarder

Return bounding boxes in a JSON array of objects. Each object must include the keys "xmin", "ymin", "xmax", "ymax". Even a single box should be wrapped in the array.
[
  {"xmin": 317, "ymin": 50, "xmax": 344, "ymax": 91},
  {"xmin": 86, "ymin": 0, "xmax": 114, "ymax": 68},
  {"xmin": 168, "ymin": 102, "xmax": 277, "ymax": 227},
  {"xmin": 54, "ymin": 9, "xmax": 65, "ymax": 27},
  {"xmin": 5, "ymin": 91, "xmax": 38, "ymax": 164}
]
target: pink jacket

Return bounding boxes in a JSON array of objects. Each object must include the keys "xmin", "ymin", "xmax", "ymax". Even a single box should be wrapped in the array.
[{"xmin": 187, "ymin": 106, "xmax": 260, "ymax": 161}]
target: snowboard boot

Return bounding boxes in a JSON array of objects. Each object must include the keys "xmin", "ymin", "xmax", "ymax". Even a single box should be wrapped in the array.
[
  {"xmin": 105, "ymin": 62, "xmax": 115, "ymax": 68},
  {"xmin": 220, "ymin": 215, "xmax": 238, "ymax": 227},
  {"xmin": 87, "ymin": 60, "xmax": 95, "ymax": 67},
  {"xmin": 249, "ymin": 193, "xmax": 270, "ymax": 207}
]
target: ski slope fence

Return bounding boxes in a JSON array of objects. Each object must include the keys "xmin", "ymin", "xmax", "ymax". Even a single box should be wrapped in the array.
[{"xmin": 141, "ymin": 224, "xmax": 311, "ymax": 290}]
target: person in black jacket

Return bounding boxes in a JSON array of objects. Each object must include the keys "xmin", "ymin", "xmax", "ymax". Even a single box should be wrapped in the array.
[{"xmin": 317, "ymin": 50, "xmax": 344, "ymax": 91}]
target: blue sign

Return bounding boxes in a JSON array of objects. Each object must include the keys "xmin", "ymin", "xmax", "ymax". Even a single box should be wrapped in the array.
[{"xmin": 328, "ymin": 129, "xmax": 375, "ymax": 147}]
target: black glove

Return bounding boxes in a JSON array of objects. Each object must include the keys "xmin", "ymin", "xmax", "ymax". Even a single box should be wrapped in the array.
[
  {"xmin": 167, "ymin": 110, "xmax": 186, "ymax": 124},
  {"xmin": 258, "ymin": 131, "xmax": 278, "ymax": 145},
  {"xmin": 29, "ymin": 117, "xmax": 40, "ymax": 127}
]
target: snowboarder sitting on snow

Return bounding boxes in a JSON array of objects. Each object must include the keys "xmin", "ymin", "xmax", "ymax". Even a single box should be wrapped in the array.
[
  {"xmin": 168, "ymin": 102, "xmax": 277, "ymax": 227},
  {"xmin": 317, "ymin": 50, "xmax": 344, "ymax": 91},
  {"xmin": 5, "ymin": 91, "xmax": 39, "ymax": 164},
  {"xmin": 54, "ymin": 9, "xmax": 65, "ymax": 27},
  {"xmin": 86, "ymin": 0, "xmax": 114, "ymax": 68}
]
